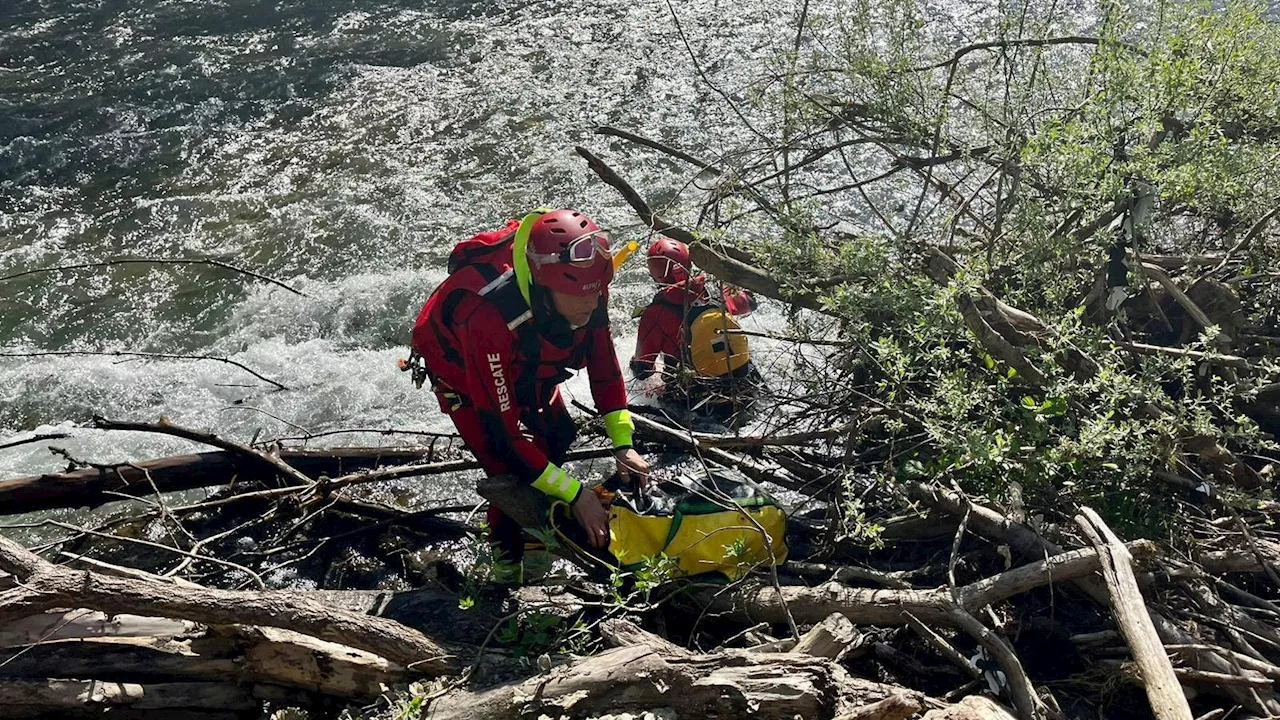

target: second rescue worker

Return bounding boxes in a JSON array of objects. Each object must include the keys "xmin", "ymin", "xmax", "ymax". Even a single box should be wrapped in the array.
[{"xmin": 410, "ymin": 208, "xmax": 650, "ymax": 579}]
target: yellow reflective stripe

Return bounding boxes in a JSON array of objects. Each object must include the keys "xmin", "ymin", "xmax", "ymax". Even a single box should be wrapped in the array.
[
  {"xmin": 512, "ymin": 208, "xmax": 552, "ymax": 307},
  {"xmin": 602, "ymin": 409, "xmax": 635, "ymax": 448},
  {"xmin": 531, "ymin": 462, "xmax": 581, "ymax": 503}
]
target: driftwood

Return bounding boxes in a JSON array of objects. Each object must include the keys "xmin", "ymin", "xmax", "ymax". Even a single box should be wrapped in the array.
[
  {"xmin": 835, "ymin": 692, "xmax": 926, "ymax": 720},
  {"xmin": 0, "ymin": 535, "xmax": 456, "ymax": 672},
  {"xmin": 0, "ymin": 581, "xmax": 504, "ymax": 651},
  {"xmin": 0, "ymin": 611, "xmax": 197, "ymax": 646},
  {"xmin": 790, "ymin": 612, "xmax": 862, "ymax": 660},
  {"xmin": 424, "ymin": 643, "xmax": 922, "ymax": 720},
  {"xmin": 0, "ymin": 447, "xmax": 434, "ymax": 513},
  {"xmin": 923, "ymin": 695, "xmax": 1018, "ymax": 720},
  {"xmin": 910, "ymin": 483, "xmax": 1280, "ymax": 716},
  {"xmin": 0, "ymin": 622, "xmax": 403, "ymax": 700},
  {"xmin": 1198, "ymin": 537, "xmax": 1280, "ymax": 575},
  {"xmin": 715, "ymin": 539, "xmax": 1157, "ymax": 627},
  {"xmin": 599, "ymin": 617, "xmax": 693, "ymax": 657},
  {"xmin": 0, "ymin": 678, "xmax": 296, "ymax": 718},
  {"xmin": 1076, "ymin": 508, "xmax": 1193, "ymax": 720}
]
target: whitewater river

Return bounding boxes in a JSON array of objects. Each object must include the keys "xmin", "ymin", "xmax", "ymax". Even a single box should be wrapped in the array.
[
  {"xmin": 0, "ymin": 0, "xmax": 826, "ymax": 530},
  {"xmin": 0, "ymin": 0, "xmax": 1041, "ymax": 542}
]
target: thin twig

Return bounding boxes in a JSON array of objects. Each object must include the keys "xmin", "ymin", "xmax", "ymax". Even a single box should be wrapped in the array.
[
  {"xmin": 2, "ymin": 350, "xmax": 289, "ymax": 391},
  {"xmin": 594, "ymin": 126, "xmax": 722, "ymax": 174},
  {"xmin": 0, "ymin": 256, "xmax": 307, "ymax": 296},
  {"xmin": 93, "ymin": 416, "xmax": 312, "ymax": 487},
  {"xmin": 0, "ymin": 433, "xmax": 70, "ymax": 452},
  {"xmin": 903, "ymin": 610, "xmax": 981, "ymax": 679},
  {"xmin": 663, "ymin": 0, "xmax": 771, "ymax": 145},
  {"xmin": 45, "ymin": 520, "xmax": 267, "ymax": 589},
  {"xmin": 907, "ymin": 36, "xmax": 1138, "ymax": 74}
]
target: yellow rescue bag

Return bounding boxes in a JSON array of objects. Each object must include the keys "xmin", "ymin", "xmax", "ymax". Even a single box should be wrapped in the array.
[{"xmin": 554, "ymin": 468, "xmax": 788, "ymax": 580}]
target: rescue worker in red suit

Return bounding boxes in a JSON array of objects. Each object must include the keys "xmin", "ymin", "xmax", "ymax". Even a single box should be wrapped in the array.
[
  {"xmin": 411, "ymin": 208, "xmax": 650, "ymax": 579},
  {"xmin": 629, "ymin": 237, "xmax": 757, "ymax": 386}
]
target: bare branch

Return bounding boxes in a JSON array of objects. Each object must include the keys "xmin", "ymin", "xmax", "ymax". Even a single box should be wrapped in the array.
[
  {"xmin": 0, "ymin": 257, "xmax": 307, "ymax": 296},
  {"xmin": 0, "ymin": 350, "xmax": 289, "ymax": 391},
  {"xmin": 595, "ymin": 126, "xmax": 722, "ymax": 173},
  {"xmin": 0, "ymin": 433, "xmax": 70, "ymax": 452},
  {"xmin": 575, "ymin": 145, "xmax": 827, "ymax": 312},
  {"xmin": 92, "ymin": 416, "xmax": 313, "ymax": 487},
  {"xmin": 909, "ymin": 36, "xmax": 1137, "ymax": 74}
]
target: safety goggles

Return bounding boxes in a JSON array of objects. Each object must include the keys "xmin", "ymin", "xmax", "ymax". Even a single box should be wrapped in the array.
[{"xmin": 527, "ymin": 231, "xmax": 617, "ymax": 268}]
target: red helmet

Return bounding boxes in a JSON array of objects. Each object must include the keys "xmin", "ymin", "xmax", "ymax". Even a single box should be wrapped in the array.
[
  {"xmin": 647, "ymin": 236, "xmax": 691, "ymax": 285},
  {"xmin": 525, "ymin": 209, "xmax": 614, "ymax": 296}
]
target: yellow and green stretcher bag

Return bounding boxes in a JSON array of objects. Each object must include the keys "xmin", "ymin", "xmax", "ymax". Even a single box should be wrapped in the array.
[{"xmin": 556, "ymin": 468, "xmax": 789, "ymax": 579}]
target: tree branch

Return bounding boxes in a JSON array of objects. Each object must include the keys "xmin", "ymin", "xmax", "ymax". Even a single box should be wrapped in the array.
[
  {"xmin": 0, "ymin": 433, "xmax": 70, "ymax": 452},
  {"xmin": 0, "ymin": 535, "xmax": 455, "ymax": 671},
  {"xmin": 575, "ymin": 146, "xmax": 827, "ymax": 312},
  {"xmin": 0, "ymin": 350, "xmax": 289, "ymax": 391},
  {"xmin": 909, "ymin": 36, "xmax": 1138, "ymax": 74},
  {"xmin": 0, "ymin": 257, "xmax": 307, "ymax": 296},
  {"xmin": 92, "ymin": 416, "xmax": 313, "ymax": 487}
]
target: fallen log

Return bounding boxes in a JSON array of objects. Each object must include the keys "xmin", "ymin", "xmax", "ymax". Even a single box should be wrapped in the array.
[
  {"xmin": 0, "ymin": 535, "xmax": 457, "ymax": 672},
  {"xmin": 0, "ymin": 584, "xmax": 504, "ymax": 651},
  {"xmin": 424, "ymin": 643, "xmax": 921, "ymax": 720},
  {"xmin": 909, "ymin": 483, "xmax": 1280, "ymax": 716},
  {"xmin": 835, "ymin": 692, "xmax": 925, "ymax": 720},
  {"xmin": 0, "ymin": 610, "xmax": 196, "ymax": 646},
  {"xmin": 599, "ymin": 617, "xmax": 692, "ymax": 657},
  {"xmin": 714, "ymin": 539, "xmax": 1157, "ymax": 627},
  {"xmin": 0, "ymin": 624, "xmax": 403, "ymax": 700},
  {"xmin": 922, "ymin": 695, "xmax": 1018, "ymax": 720},
  {"xmin": 93, "ymin": 416, "xmax": 315, "ymax": 488},
  {"xmin": 1076, "ymin": 508, "xmax": 1193, "ymax": 720},
  {"xmin": 0, "ymin": 447, "xmax": 438, "ymax": 514},
  {"xmin": 1198, "ymin": 538, "xmax": 1280, "ymax": 575},
  {"xmin": 0, "ymin": 445, "xmax": 614, "ymax": 515},
  {"xmin": 0, "ymin": 678, "xmax": 305, "ymax": 719}
]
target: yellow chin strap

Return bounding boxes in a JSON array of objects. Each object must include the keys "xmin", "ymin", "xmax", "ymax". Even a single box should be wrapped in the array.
[{"xmin": 512, "ymin": 208, "xmax": 552, "ymax": 306}]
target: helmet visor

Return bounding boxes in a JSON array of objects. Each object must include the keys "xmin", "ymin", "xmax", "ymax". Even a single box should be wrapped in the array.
[{"xmin": 528, "ymin": 232, "xmax": 617, "ymax": 268}]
